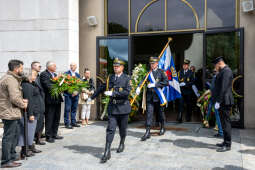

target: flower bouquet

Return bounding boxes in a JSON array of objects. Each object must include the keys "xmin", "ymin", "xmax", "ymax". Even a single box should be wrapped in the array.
[
  {"xmin": 129, "ymin": 64, "xmax": 148, "ymax": 119},
  {"xmin": 50, "ymin": 74, "xmax": 89, "ymax": 98}
]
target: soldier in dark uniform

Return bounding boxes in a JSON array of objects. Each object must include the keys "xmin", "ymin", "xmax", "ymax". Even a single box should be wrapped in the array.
[
  {"xmin": 91, "ymin": 58, "xmax": 131, "ymax": 163},
  {"xmin": 213, "ymin": 56, "xmax": 234, "ymax": 152},
  {"xmin": 177, "ymin": 59, "xmax": 195, "ymax": 123},
  {"xmin": 137, "ymin": 57, "xmax": 168, "ymax": 141}
]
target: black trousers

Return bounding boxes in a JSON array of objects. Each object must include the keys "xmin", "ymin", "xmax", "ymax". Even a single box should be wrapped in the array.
[
  {"xmin": 179, "ymin": 94, "xmax": 192, "ymax": 120},
  {"xmin": 1, "ymin": 119, "xmax": 20, "ymax": 165},
  {"xmin": 219, "ymin": 105, "xmax": 232, "ymax": 146},
  {"xmin": 106, "ymin": 114, "xmax": 129, "ymax": 144},
  {"xmin": 146, "ymin": 101, "xmax": 166, "ymax": 127},
  {"xmin": 45, "ymin": 104, "xmax": 61, "ymax": 138},
  {"xmin": 35, "ymin": 112, "xmax": 45, "ymax": 134}
]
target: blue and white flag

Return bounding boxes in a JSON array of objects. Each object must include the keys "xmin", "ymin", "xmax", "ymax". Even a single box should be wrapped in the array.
[
  {"xmin": 158, "ymin": 45, "xmax": 182, "ymax": 101},
  {"xmin": 148, "ymin": 72, "xmax": 167, "ymax": 106}
]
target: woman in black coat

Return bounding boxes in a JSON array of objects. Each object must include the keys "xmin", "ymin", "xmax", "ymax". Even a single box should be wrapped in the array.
[{"xmin": 18, "ymin": 70, "xmax": 45, "ymax": 158}]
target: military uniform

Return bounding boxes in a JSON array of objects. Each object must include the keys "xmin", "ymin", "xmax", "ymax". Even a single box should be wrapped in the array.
[
  {"xmin": 141, "ymin": 57, "xmax": 168, "ymax": 141},
  {"xmin": 91, "ymin": 58, "xmax": 131, "ymax": 163},
  {"xmin": 213, "ymin": 56, "xmax": 234, "ymax": 152},
  {"xmin": 177, "ymin": 59, "xmax": 194, "ymax": 122}
]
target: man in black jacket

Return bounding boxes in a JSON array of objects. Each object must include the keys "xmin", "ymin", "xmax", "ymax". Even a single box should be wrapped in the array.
[
  {"xmin": 213, "ymin": 56, "xmax": 234, "ymax": 152},
  {"xmin": 138, "ymin": 57, "xmax": 168, "ymax": 141},
  {"xmin": 40, "ymin": 61, "xmax": 63, "ymax": 143},
  {"xmin": 91, "ymin": 58, "xmax": 131, "ymax": 163},
  {"xmin": 31, "ymin": 61, "xmax": 46, "ymax": 146}
]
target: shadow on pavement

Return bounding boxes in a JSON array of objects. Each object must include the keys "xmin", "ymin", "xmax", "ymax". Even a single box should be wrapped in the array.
[
  {"xmin": 212, "ymin": 165, "xmax": 248, "ymax": 170},
  {"xmin": 239, "ymin": 149, "xmax": 255, "ymax": 156},
  {"xmin": 63, "ymin": 145, "xmax": 103, "ymax": 159},
  {"xmin": 160, "ymin": 138, "xmax": 218, "ymax": 150}
]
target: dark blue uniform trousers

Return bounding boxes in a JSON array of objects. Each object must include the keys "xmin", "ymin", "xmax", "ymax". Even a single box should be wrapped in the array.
[
  {"xmin": 106, "ymin": 114, "xmax": 129, "ymax": 144},
  {"xmin": 146, "ymin": 101, "xmax": 166, "ymax": 127}
]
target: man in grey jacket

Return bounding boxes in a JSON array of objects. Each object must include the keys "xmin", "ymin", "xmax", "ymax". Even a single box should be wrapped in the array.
[{"xmin": 0, "ymin": 60, "xmax": 28, "ymax": 168}]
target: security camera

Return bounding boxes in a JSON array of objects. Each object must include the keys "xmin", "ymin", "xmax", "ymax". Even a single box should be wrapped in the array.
[
  {"xmin": 87, "ymin": 16, "xmax": 98, "ymax": 26},
  {"xmin": 242, "ymin": 0, "xmax": 254, "ymax": 12}
]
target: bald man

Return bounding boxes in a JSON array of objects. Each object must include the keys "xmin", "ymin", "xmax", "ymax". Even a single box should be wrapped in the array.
[{"xmin": 64, "ymin": 63, "xmax": 81, "ymax": 129}]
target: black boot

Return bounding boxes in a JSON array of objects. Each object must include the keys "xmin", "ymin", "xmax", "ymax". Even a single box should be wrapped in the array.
[
  {"xmin": 177, "ymin": 112, "xmax": 182, "ymax": 123},
  {"xmin": 159, "ymin": 122, "xmax": 166, "ymax": 136},
  {"xmin": 35, "ymin": 132, "xmax": 46, "ymax": 145},
  {"xmin": 101, "ymin": 142, "xmax": 111, "ymax": 163},
  {"xmin": 117, "ymin": 137, "xmax": 125, "ymax": 153},
  {"xmin": 141, "ymin": 127, "xmax": 151, "ymax": 141},
  {"xmin": 29, "ymin": 144, "xmax": 42, "ymax": 153},
  {"xmin": 20, "ymin": 146, "xmax": 34, "ymax": 159}
]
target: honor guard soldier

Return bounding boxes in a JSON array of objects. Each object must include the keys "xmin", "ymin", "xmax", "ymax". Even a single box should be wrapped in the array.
[
  {"xmin": 137, "ymin": 56, "xmax": 168, "ymax": 141},
  {"xmin": 91, "ymin": 58, "xmax": 131, "ymax": 163},
  {"xmin": 213, "ymin": 56, "xmax": 234, "ymax": 152},
  {"xmin": 177, "ymin": 59, "xmax": 195, "ymax": 122}
]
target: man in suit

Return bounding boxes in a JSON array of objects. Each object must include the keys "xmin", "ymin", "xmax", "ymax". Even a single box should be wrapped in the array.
[
  {"xmin": 213, "ymin": 56, "xmax": 234, "ymax": 152},
  {"xmin": 177, "ymin": 59, "xmax": 195, "ymax": 123},
  {"xmin": 30, "ymin": 61, "xmax": 46, "ymax": 152},
  {"xmin": 137, "ymin": 56, "xmax": 168, "ymax": 141},
  {"xmin": 40, "ymin": 61, "xmax": 63, "ymax": 143},
  {"xmin": 64, "ymin": 62, "xmax": 81, "ymax": 129},
  {"xmin": 91, "ymin": 58, "xmax": 131, "ymax": 163}
]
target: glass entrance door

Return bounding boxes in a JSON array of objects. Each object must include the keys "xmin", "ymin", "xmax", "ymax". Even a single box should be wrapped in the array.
[
  {"xmin": 96, "ymin": 36, "xmax": 130, "ymax": 119},
  {"xmin": 205, "ymin": 29, "xmax": 244, "ymax": 128}
]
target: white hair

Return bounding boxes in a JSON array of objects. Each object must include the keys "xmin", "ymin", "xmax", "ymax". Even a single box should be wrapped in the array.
[{"xmin": 46, "ymin": 61, "xmax": 55, "ymax": 68}]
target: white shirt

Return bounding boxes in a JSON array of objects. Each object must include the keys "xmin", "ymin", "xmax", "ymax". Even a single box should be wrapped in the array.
[{"xmin": 70, "ymin": 70, "xmax": 76, "ymax": 77}]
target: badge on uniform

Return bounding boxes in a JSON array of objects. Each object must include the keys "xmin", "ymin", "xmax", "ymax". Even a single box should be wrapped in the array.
[
  {"xmin": 181, "ymin": 78, "xmax": 184, "ymax": 82},
  {"xmin": 187, "ymin": 78, "xmax": 190, "ymax": 82},
  {"xmin": 119, "ymin": 87, "xmax": 123, "ymax": 92},
  {"xmin": 156, "ymin": 78, "xmax": 159, "ymax": 83}
]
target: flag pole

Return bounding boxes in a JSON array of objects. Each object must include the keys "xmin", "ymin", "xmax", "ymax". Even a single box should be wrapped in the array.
[{"xmin": 130, "ymin": 37, "xmax": 172, "ymax": 106}]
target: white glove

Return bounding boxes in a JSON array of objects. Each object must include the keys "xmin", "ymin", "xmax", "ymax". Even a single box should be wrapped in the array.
[
  {"xmin": 215, "ymin": 102, "xmax": 220, "ymax": 110},
  {"xmin": 147, "ymin": 83, "xmax": 156, "ymax": 88},
  {"xmin": 87, "ymin": 97, "xmax": 92, "ymax": 102},
  {"xmin": 136, "ymin": 87, "xmax": 141, "ymax": 95},
  {"xmin": 180, "ymin": 82, "xmax": 186, "ymax": 87},
  {"xmin": 104, "ymin": 91, "xmax": 113, "ymax": 96}
]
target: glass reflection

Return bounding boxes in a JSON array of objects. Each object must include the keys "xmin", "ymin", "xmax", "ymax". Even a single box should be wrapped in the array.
[{"xmin": 207, "ymin": 0, "xmax": 235, "ymax": 28}]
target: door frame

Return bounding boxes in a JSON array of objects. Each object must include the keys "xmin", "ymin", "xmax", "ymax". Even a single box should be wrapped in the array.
[{"xmin": 96, "ymin": 28, "xmax": 245, "ymax": 128}]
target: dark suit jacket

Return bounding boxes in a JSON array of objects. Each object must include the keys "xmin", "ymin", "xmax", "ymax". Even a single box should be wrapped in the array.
[
  {"xmin": 146, "ymin": 68, "xmax": 168, "ymax": 103},
  {"xmin": 178, "ymin": 69, "xmax": 194, "ymax": 95},
  {"xmin": 91, "ymin": 73, "xmax": 131, "ymax": 115},
  {"xmin": 40, "ymin": 70, "xmax": 63, "ymax": 105},
  {"xmin": 82, "ymin": 78, "xmax": 95, "ymax": 91},
  {"xmin": 64, "ymin": 70, "xmax": 81, "ymax": 97},
  {"xmin": 214, "ymin": 66, "xmax": 234, "ymax": 106}
]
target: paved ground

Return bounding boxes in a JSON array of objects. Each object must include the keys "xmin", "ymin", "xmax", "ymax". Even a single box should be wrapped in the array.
[{"xmin": 0, "ymin": 121, "xmax": 255, "ymax": 170}]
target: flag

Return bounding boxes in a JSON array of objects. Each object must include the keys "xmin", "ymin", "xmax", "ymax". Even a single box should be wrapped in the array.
[
  {"xmin": 158, "ymin": 45, "xmax": 182, "ymax": 101},
  {"xmin": 148, "ymin": 72, "xmax": 167, "ymax": 106}
]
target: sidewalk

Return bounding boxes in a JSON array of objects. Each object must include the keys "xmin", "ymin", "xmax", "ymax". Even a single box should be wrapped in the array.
[{"xmin": 0, "ymin": 121, "xmax": 254, "ymax": 170}]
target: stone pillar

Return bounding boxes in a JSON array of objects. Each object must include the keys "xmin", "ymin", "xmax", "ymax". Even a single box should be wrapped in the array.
[
  {"xmin": 0, "ymin": 0, "xmax": 79, "ymax": 124},
  {"xmin": 0, "ymin": 0, "xmax": 79, "ymax": 74},
  {"xmin": 79, "ymin": 0, "xmax": 104, "ymax": 120},
  {"xmin": 240, "ymin": 2, "xmax": 255, "ymax": 128}
]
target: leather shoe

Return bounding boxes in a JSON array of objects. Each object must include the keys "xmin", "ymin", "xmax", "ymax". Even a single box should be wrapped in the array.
[
  {"xmin": 217, "ymin": 146, "xmax": 231, "ymax": 152},
  {"xmin": 65, "ymin": 125, "xmax": 73, "ymax": 129},
  {"xmin": 46, "ymin": 138, "xmax": 55, "ymax": 143},
  {"xmin": 72, "ymin": 124, "xmax": 80, "ymax": 127},
  {"xmin": 1, "ymin": 162, "xmax": 22, "ymax": 168},
  {"xmin": 53, "ymin": 135, "xmax": 64, "ymax": 140},
  {"xmin": 216, "ymin": 142, "xmax": 225, "ymax": 147},
  {"xmin": 214, "ymin": 134, "xmax": 223, "ymax": 138}
]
